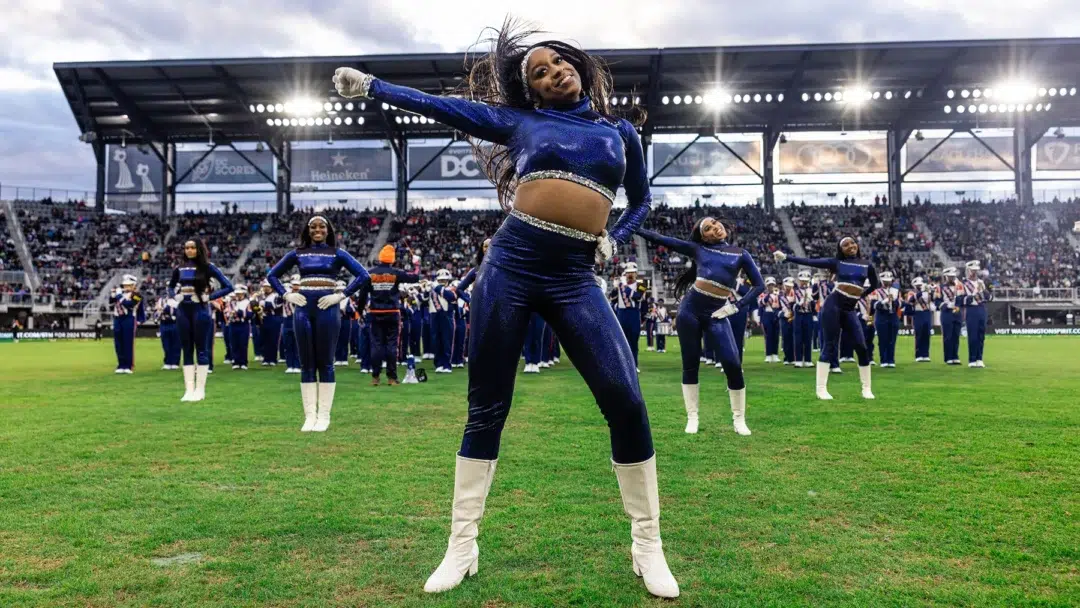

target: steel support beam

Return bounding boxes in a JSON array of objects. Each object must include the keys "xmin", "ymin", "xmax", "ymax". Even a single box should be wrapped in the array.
[
  {"xmin": 174, "ymin": 144, "xmax": 219, "ymax": 185},
  {"xmin": 967, "ymin": 129, "xmax": 1014, "ymax": 172},
  {"xmin": 886, "ymin": 129, "xmax": 912, "ymax": 207},
  {"xmin": 766, "ymin": 51, "xmax": 812, "ymax": 151},
  {"xmin": 227, "ymin": 143, "xmax": 277, "ymax": 186},
  {"xmin": 94, "ymin": 141, "xmax": 106, "ymax": 209},
  {"xmin": 891, "ymin": 49, "xmax": 966, "ymax": 130},
  {"xmin": 649, "ymin": 135, "xmax": 700, "ymax": 183},
  {"xmin": 711, "ymin": 134, "xmax": 762, "ymax": 180},
  {"xmin": 762, "ymin": 130, "xmax": 776, "ymax": 213},
  {"xmin": 92, "ymin": 68, "xmax": 168, "ymax": 143},
  {"xmin": 277, "ymin": 141, "xmax": 292, "ymax": 215},
  {"xmin": 1013, "ymin": 120, "xmax": 1034, "ymax": 205},
  {"xmin": 212, "ymin": 65, "xmax": 286, "ymax": 165},
  {"xmin": 408, "ymin": 138, "xmax": 456, "ymax": 184}
]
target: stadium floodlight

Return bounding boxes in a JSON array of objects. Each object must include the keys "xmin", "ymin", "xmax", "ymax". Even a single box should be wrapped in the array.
[
  {"xmin": 323, "ymin": 102, "xmax": 333, "ymax": 112},
  {"xmin": 693, "ymin": 95, "xmax": 702, "ymax": 105},
  {"xmin": 1036, "ymin": 103, "xmax": 1044, "ymax": 111},
  {"xmin": 904, "ymin": 90, "xmax": 912, "ymax": 99},
  {"xmin": 344, "ymin": 117, "xmax": 353, "ymax": 125},
  {"xmin": 1046, "ymin": 103, "xmax": 1052, "ymax": 110},
  {"xmin": 994, "ymin": 80, "xmax": 1038, "ymax": 104},
  {"xmin": 814, "ymin": 92, "xmax": 822, "ymax": 101},
  {"xmin": 1071, "ymin": 88, "xmax": 1077, "ymax": 96},
  {"xmin": 884, "ymin": 91, "xmax": 893, "ymax": 100},
  {"xmin": 265, "ymin": 118, "xmax": 273, "ymax": 126},
  {"xmin": 256, "ymin": 104, "xmax": 265, "ymax": 113},
  {"xmin": 753, "ymin": 93, "xmax": 762, "ymax": 103},
  {"xmin": 972, "ymin": 89, "xmax": 981, "ymax": 99},
  {"xmin": 1026, "ymin": 103, "xmax": 1034, "ymax": 112},
  {"xmin": 801, "ymin": 92, "xmax": 809, "ymax": 102},
  {"xmin": 704, "ymin": 88, "xmax": 730, "ymax": 109},
  {"xmin": 334, "ymin": 102, "xmax": 343, "ymax": 111},
  {"xmin": 1039, "ymin": 87, "xmax": 1048, "ymax": 96},
  {"xmin": 334, "ymin": 117, "xmax": 342, "ymax": 126},
  {"xmin": 345, "ymin": 102, "xmax": 354, "ymax": 111},
  {"xmin": 358, "ymin": 117, "xmax": 365, "ymax": 125},
  {"xmin": 633, "ymin": 96, "xmax": 641, "ymax": 105},
  {"xmin": 734, "ymin": 94, "xmax": 743, "ymax": 103},
  {"xmin": 844, "ymin": 86, "xmax": 870, "ymax": 106},
  {"xmin": 968, "ymin": 104, "xmax": 976, "ymax": 113},
  {"xmin": 672, "ymin": 95, "xmax": 681, "ymax": 105},
  {"xmin": 978, "ymin": 104, "xmax": 988, "ymax": 113},
  {"xmin": 1049, "ymin": 88, "xmax": 1058, "ymax": 97},
  {"xmin": 249, "ymin": 104, "xmax": 256, "ymax": 113},
  {"xmin": 395, "ymin": 116, "xmax": 402, "ymax": 124},
  {"xmin": 662, "ymin": 95, "xmax": 670, "ymax": 105},
  {"xmin": 274, "ymin": 103, "xmax": 283, "ymax": 113},
  {"xmin": 961, "ymin": 89, "xmax": 970, "ymax": 98},
  {"xmin": 683, "ymin": 95, "xmax": 693, "ymax": 104},
  {"xmin": 956, "ymin": 105, "xmax": 965, "ymax": 113},
  {"xmin": 872, "ymin": 91, "xmax": 881, "ymax": 100},
  {"xmin": 833, "ymin": 91, "xmax": 843, "ymax": 102},
  {"xmin": 778, "ymin": 93, "xmax": 784, "ymax": 102},
  {"xmin": 765, "ymin": 93, "xmax": 773, "ymax": 102},
  {"xmin": 824, "ymin": 92, "xmax": 833, "ymax": 102},
  {"xmin": 944, "ymin": 105, "xmax": 952, "ymax": 113},
  {"xmin": 947, "ymin": 89, "xmax": 955, "ymax": 98}
]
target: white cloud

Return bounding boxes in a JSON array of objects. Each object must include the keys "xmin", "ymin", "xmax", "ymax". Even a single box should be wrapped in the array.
[{"xmin": 2, "ymin": 0, "xmax": 1079, "ymax": 190}]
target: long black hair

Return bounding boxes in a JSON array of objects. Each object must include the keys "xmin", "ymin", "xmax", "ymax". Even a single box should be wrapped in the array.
[
  {"xmin": 186, "ymin": 238, "xmax": 211, "ymax": 296},
  {"xmin": 475, "ymin": 238, "xmax": 491, "ymax": 267},
  {"xmin": 460, "ymin": 17, "xmax": 644, "ymax": 210},
  {"xmin": 299, "ymin": 216, "xmax": 337, "ymax": 248},
  {"xmin": 836, "ymin": 236, "xmax": 859, "ymax": 260}
]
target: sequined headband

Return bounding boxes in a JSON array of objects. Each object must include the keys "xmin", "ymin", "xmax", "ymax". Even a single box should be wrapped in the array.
[
  {"xmin": 520, "ymin": 46, "xmax": 548, "ymax": 96},
  {"xmin": 308, "ymin": 215, "xmax": 328, "ymax": 227}
]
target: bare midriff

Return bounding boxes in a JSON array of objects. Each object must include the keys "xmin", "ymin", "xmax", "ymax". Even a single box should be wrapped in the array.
[
  {"xmin": 693, "ymin": 280, "xmax": 734, "ymax": 299},
  {"xmin": 836, "ymin": 283, "xmax": 863, "ymax": 298},
  {"xmin": 514, "ymin": 180, "xmax": 612, "ymax": 236}
]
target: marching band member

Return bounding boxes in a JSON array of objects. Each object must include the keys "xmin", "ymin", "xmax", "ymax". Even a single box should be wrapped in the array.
[
  {"xmin": 334, "ymin": 281, "xmax": 355, "ymax": 367},
  {"xmin": 523, "ymin": 313, "xmax": 545, "ymax": 373},
  {"xmin": 645, "ymin": 297, "xmax": 657, "ymax": 352},
  {"xmin": 935, "ymin": 267, "xmax": 963, "ymax": 365},
  {"xmin": 361, "ymin": 244, "xmax": 421, "ymax": 384},
  {"xmin": 260, "ymin": 280, "xmax": 283, "ymax": 366},
  {"xmin": 281, "ymin": 276, "xmax": 302, "ymax": 373},
  {"xmin": 962, "ymin": 260, "xmax": 991, "ymax": 367},
  {"xmin": 906, "ymin": 276, "xmax": 934, "ymax": 362},
  {"xmin": 872, "ymin": 271, "xmax": 900, "ymax": 368},
  {"xmin": 111, "ymin": 275, "xmax": 143, "ymax": 374},
  {"xmin": 779, "ymin": 277, "xmax": 796, "ymax": 365},
  {"xmin": 857, "ymin": 280, "xmax": 876, "ymax": 365},
  {"xmin": 728, "ymin": 276, "xmax": 755, "ymax": 363},
  {"xmin": 793, "ymin": 270, "xmax": 815, "ymax": 368},
  {"xmin": 452, "ymin": 285, "xmax": 470, "ymax": 368},
  {"xmin": 638, "ymin": 217, "xmax": 764, "ymax": 436},
  {"xmin": 267, "ymin": 215, "xmax": 370, "ymax": 432},
  {"xmin": 334, "ymin": 22, "xmax": 679, "ymax": 596},
  {"xmin": 757, "ymin": 277, "xmax": 781, "ymax": 362},
  {"xmin": 169, "ymin": 239, "xmax": 233, "ymax": 399},
  {"xmin": 229, "ymin": 285, "xmax": 253, "ymax": 370},
  {"xmin": 420, "ymin": 286, "xmax": 434, "ymax": 361},
  {"xmin": 357, "ymin": 301, "xmax": 373, "ymax": 373},
  {"xmin": 157, "ymin": 297, "xmax": 180, "ymax": 370},
  {"xmin": 654, "ymin": 298, "xmax": 670, "ymax": 353},
  {"xmin": 428, "ymin": 269, "xmax": 458, "ymax": 373},
  {"xmin": 611, "ymin": 262, "xmax": 645, "ymax": 372},
  {"xmin": 774, "ymin": 237, "xmax": 879, "ymax": 401}
]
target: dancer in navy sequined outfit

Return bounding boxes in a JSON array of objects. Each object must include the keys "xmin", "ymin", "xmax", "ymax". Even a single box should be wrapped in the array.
[
  {"xmin": 268, "ymin": 216, "xmax": 370, "ymax": 433},
  {"xmin": 334, "ymin": 19, "xmax": 678, "ymax": 598}
]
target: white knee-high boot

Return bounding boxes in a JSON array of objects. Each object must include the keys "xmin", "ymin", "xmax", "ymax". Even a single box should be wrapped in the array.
[
  {"xmin": 300, "ymin": 383, "xmax": 318, "ymax": 432},
  {"xmin": 313, "ymin": 383, "xmax": 335, "ymax": 432},
  {"xmin": 730, "ymin": 388, "xmax": 751, "ymax": 436},
  {"xmin": 612, "ymin": 455, "xmax": 680, "ymax": 598},
  {"xmin": 424, "ymin": 455, "xmax": 498, "ymax": 593},
  {"xmin": 859, "ymin": 365, "xmax": 875, "ymax": 399},
  {"xmin": 681, "ymin": 384, "xmax": 699, "ymax": 434},
  {"xmin": 193, "ymin": 365, "xmax": 209, "ymax": 401},
  {"xmin": 815, "ymin": 361, "xmax": 833, "ymax": 400},
  {"xmin": 181, "ymin": 365, "xmax": 196, "ymax": 402}
]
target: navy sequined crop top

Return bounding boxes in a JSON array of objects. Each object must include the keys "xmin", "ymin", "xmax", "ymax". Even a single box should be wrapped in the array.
[
  {"xmin": 637, "ymin": 230, "xmax": 765, "ymax": 309},
  {"xmin": 786, "ymin": 256, "xmax": 880, "ymax": 298},
  {"xmin": 168, "ymin": 262, "xmax": 234, "ymax": 302},
  {"xmin": 266, "ymin": 244, "xmax": 370, "ymax": 296},
  {"xmin": 364, "ymin": 79, "xmax": 651, "ymax": 243}
]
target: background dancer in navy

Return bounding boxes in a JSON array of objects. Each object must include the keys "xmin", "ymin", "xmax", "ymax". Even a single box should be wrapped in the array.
[
  {"xmin": 936, "ymin": 267, "xmax": 963, "ymax": 365},
  {"xmin": 962, "ymin": 260, "xmax": 991, "ymax": 368},
  {"xmin": 335, "ymin": 23, "xmax": 679, "ymax": 596},
  {"xmin": 157, "ymin": 297, "xmax": 180, "ymax": 370},
  {"xmin": 872, "ymin": 271, "xmax": 900, "ymax": 368},
  {"xmin": 857, "ymin": 282, "xmax": 876, "ymax": 366},
  {"xmin": 729, "ymin": 276, "xmax": 755, "ymax": 363},
  {"xmin": 169, "ymin": 238, "xmax": 233, "ymax": 401},
  {"xmin": 361, "ymin": 244, "xmax": 421, "ymax": 385},
  {"xmin": 757, "ymin": 277, "xmax": 781, "ymax": 362},
  {"xmin": 427, "ymin": 269, "xmax": 457, "ymax": 374},
  {"xmin": 268, "ymin": 215, "xmax": 370, "ymax": 433},
  {"xmin": 774, "ymin": 237, "xmax": 879, "ymax": 401},
  {"xmin": 907, "ymin": 277, "xmax": 933, "ymax": 362},
  {"xmin": 259, "ymin": 280, "xmax": 283, "ymax": 366},
  {"xmin": 611, "ymin": 262, "xmax": 645, "ymax": 372},
  {"xmin": 110, "ymin": 275, "xmax": 143, "ymax": 374},
  {"xmin": 638, "ymin": 217, "xmax": 763, "ymax": 437}
]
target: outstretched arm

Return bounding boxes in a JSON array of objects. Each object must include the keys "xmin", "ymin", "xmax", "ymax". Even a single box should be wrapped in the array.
[
  {"xmin": 636, "ymin": 229, "xmax": 697, "ymax": 257},
  {"xmin": 336, "ymin": 69, "xmax": 520, "ymax": 145},
  {"xmin": 785, "ymin": 255, "xmax": 838, "ymax": 271}
]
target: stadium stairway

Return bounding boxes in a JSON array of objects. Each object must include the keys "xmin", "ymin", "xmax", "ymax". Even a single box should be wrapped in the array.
[
  {"xmin": 367, "ymin": 213, "xmax": 394, "ymax": 265},
  {"xmin": 776, "ymin": 208, "xmax": 807, "ymax": 257},
  {"xmin": 3, "ymin": 199, "xmax": 42, "ymax": 290},
  {"xmin": 227, "ymin": 214, "xmax": 272, "ymax": 283},
  {"xmin": 1040, "ymin": 205, "xmax": 1080, "ymax": 252},
  {"xmin": 914, "ymin": 217, "xmax": 960, "ymax": 268}
]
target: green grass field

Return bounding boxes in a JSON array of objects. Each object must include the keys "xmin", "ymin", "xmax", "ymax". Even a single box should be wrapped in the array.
[{"xmin": 1, "ymin": 336, "xmax": 1078, "ymax": 607}]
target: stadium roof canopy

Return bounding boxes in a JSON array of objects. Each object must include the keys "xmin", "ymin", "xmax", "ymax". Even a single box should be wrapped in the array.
[{"xmin": 54, "ymin": 37, "xmax": 1080, "ymax": 146}]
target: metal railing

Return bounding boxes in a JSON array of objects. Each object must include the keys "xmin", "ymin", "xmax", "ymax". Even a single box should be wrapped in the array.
[{"xmin": 993, "ymin": 287, "xmax": 1077, "ymax": 302}]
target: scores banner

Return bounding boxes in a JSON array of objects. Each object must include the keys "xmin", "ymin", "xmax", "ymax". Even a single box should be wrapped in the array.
[
  {"xmin": 176, "ymin": 150, "xmax": 275, "ymax": 185},
  {"xmin": 652, "ymin": 141, "xmax": 761, "ymax": 177},
  {"xmin": 778, "ymin": 139, "xmax": 887, "ymax": 174}
]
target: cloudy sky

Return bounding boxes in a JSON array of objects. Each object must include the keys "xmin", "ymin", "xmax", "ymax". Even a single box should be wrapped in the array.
[{"xmin": 2, "ymin": 0, "xmax": 1078, "ymax": 194}]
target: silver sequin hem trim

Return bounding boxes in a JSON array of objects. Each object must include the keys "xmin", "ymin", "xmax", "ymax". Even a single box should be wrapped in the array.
[
  {"xmin": 509, "ymin": 208, "xmax": 601, "ymax": 242},
  {"xmin": 695, "ymin": 277, "xmax": 736, "ymax": 295},
  {"xmin": 358, "ymin": 74, "xmax": 374, "ymax": 98},
  {"xmin": 692, "ymin": 285, "xmax": 729, "ymax": 300},
  {"xmin": 518, "ymin": 171, "xmax": 616, "ymax": 203}
]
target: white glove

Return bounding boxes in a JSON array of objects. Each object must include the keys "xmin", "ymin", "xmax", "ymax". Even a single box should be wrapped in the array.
[
  {"xmin": 166, "ymin": 298, "xmax": 178, "ymax": 308},
  {"xmin": 284, "ymin": 292, "xmax": 307, "ymax": 307},
  {"xmin": 711, "ymin": 303, "xmax": 739, "ymax": 320},
  {"xmin": 773, "ymin": 251, "xmax": 787, "ymax": 263},
  {"xmin": 122, "ymin": 292, "xmax": 132, "ymax": 301},
  {"xmin": 889, "ymin": 287, "xmax": 900, "ymax": 299},
  {"xmin": 200, "ymin": 294, "xmax": 210, "ymax": 303},
  {"xmin": 318, "ymin": 293, "xmax": 346, "ymax": 310},
  {"xmin": 412, "ymin": 254, "xmax": 421, "ymax": 265},
  {"xmin": 333, "ymin": 67, "xmax": 371, "ymax": 98},
  {"xmin": 595, "ymin": 232, "xmax": 615, "ymax": 265}
]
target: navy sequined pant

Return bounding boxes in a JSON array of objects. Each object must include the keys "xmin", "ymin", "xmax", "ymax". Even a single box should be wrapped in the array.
[
  {"xmin": 177, "ymin": 302, "xmax": 214, "ymax": 366},
  {"xmin": 820, "ymin": 292, "xmax": 870, "ymax": 366},
  {"xmin": 293, "ymin": 289, "xmax": 340, "ymax": 383},
  {"xmin": 459, "ymin": 214, "xmax": 654, "ymax": 465},
  {"xmin": 675, "ymin": 288, "xmax": 745, "ymax": 389}
]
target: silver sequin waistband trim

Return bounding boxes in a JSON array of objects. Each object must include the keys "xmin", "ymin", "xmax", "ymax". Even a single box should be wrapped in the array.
[
  {"xmin": 694, "ymin": 277, "xmax": 735, "ymax": 296},
  {"xmin": 833, "ymin": 283, "xmax": 862, "ymax": 299},
  {"xmin": 509, "ymin": 208, "xmax": 602, "ymax": 242},
  {"xmin": 518, "ymin": 170, "xmax": 616, "ymax": 203},
  {"xmin": 692, "ymin": 285, "xmax": 729, "ymax": 300},
  {"xmin": 299, "ymin": 285, "xmax": 337, "ymax": 292}
]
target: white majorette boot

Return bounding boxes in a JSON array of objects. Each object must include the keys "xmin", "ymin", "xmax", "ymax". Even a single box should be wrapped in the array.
[
  {"xmin": 180, "ymin": 365, "xmax": 196, "ymax": 402},
  {"xmin": 300, "ymin": 383, "xmax": 318, "ymax": 432},
  {"xmin": 815, "ymin": 361, "xmax": 833, "ymax": 400},
  {"xmin": 858, "ymin": 365, "xmax": 875, "ymax": 399},
  {"xmin": 730, "ymin": 388, "xmax": 751, "ymax": 436},
  {"xmin": 313, "ymin": 383, "xmax": 335, "ymax": 432},
  {"xmin": 681, "ymin": 384, "xmax": 699, "ymax": 434},
  {"xmin": 424, "ymin": 455, "xmax": 498, "ymax": 593},
  {"xmin": 193, "ymin": 364, "xmax": 209, "ymax": 401},
  {"xmin": 612, "ymin": 455, "xmax": 680, "ymax": 599}
]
